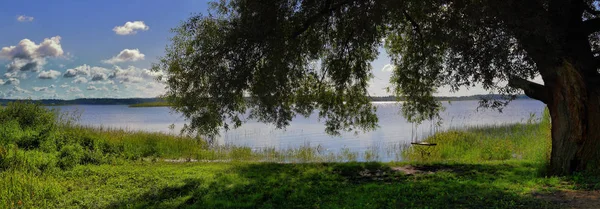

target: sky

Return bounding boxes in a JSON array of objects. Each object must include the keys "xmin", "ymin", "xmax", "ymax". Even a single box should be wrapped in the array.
[{"xmin": 0, "ymin": 0, "xmax": 493, "ymax": 100}]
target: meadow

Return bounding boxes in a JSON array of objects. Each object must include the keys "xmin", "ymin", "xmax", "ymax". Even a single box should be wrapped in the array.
[{"xmin": 1, "ymin": 101, "xmax": 597, "ymax": 208}]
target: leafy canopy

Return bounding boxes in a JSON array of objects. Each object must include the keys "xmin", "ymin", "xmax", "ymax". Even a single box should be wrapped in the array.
[{"xmin": 154, "ymin": 0, "xmax": 582, "ymax": 137}]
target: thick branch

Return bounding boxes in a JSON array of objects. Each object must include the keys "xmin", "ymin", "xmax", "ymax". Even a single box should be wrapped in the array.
[
  {"xmin": 402, "ymin": 10, "xmax": 425, "ymax": 48},
  {"xmin": 508, "ymin": 77, "xmax": 550, "ymax": 104}
]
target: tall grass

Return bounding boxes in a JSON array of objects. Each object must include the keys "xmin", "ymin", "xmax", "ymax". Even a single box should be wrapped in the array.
[{"xmin": 402, "ymin": 109, "xmax": 551, "ymax": 164}]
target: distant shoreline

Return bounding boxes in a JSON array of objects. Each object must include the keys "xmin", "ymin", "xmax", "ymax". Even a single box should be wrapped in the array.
[{"xmin": 0, "ymin": 94, "xmax": 532, "ymax": 107}]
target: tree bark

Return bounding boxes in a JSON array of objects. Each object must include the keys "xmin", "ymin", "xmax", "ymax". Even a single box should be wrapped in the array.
[{"xmin": 546, "ymin": 61, "xmax": 600, "ymax": 175}]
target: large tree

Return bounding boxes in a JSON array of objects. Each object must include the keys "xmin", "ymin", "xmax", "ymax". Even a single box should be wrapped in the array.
[{"xmin": 153, "ymin": 0, "xmax": 600, "ymax": 175}]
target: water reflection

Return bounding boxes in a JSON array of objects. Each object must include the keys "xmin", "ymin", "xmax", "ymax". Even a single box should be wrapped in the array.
[{"xmin": 56, "ymin": 100, "xmax": 545, "ymax": 161}]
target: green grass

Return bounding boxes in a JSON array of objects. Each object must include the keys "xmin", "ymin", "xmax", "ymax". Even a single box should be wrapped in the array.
[
  {"xmin": 5, "ymin": 161, "xmax": 568, "ymax": 209},
  {"xmin": 1, "ymin": 101, "xmax": 598, "ymax": 208},
  {"xmin": 403, "ymin": 109, "xmax": 552, "ymax": 165},
  {"xmin": 128, "ymin": 101, "xmax": 172, "ymax": 107}
]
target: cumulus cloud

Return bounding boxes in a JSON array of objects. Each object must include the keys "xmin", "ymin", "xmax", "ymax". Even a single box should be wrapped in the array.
[
  {"xmin": 86, "ymin": 85, "xmax": 109, "ymax": 91},
  {"xmin": 72, "ymin": 77, "xmax": 88, "ymax": 84},
  {"xmin": 102, "ymin": 49, "xmax": 145, "ymax": 64},
  {"xmin": 17, "ymin": 15, "xmax": 34, "ymax": 22},
  {"xmin": 113, "ymin": 21, "xmax": 149, "ymax": 35},
  {"xmin": 33, "ymin": 86, "xmax": 48, "ymax": 92},
  {"xmin": 381, "ymin": 64, "xmax": 395, "ymax": 72},
  {"xmin": 3, "ymin": 78, "xmax": 20, "ymax": 86},
  {"xmin": 12, "ymin": 86, "xmax": 30, "ymax": 94},
  {"xmin": 141, "ymin": 69, "xmax": 164, "ymax": 80},
  {"xmin": 109, "ymin": 66, "xmax": 146, "ymax": 83},
  {"xmin": 89, "ymin": 80, "xmax": 114, "ymax": 85},
  {"xmin": 38, "ymin": 70, "xmax": 61, "ymax": 79},
  {"xmin": 91, "ymin": 73, "xmax": 108, "ymax": 81},
  {"xmin": 0, "ymin": 36, "xmax": 64, "ymax": 72},
  {"xmin": 63, "ymin": 64, "xmax": 110, "ymax": 78},
  {"xmin": 67, "ymin": 87, "xmax": 81, "ymax": 93}
]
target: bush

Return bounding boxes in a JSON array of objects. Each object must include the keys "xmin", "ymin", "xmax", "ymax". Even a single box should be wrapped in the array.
[
  {"xmin": 58, "ymin": 144, "xmax": 85, "ymax": 169},
  {"xmin": 0, "ymin": 101, "xmax": 58, "ymax": 150},
  {"xmin": 0, "ymin": 145, "xmax": 58, "ymax": 173},
  {"xmin": 0, "ymin": 101, "xmax": 205, "ymax": 172}
]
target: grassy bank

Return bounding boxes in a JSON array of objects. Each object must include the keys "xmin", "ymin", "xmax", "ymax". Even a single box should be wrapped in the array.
[
  {"xmin": 1, "ymin": 101, "xmax": 597, "ymax": 208},
  {"xmin": 403, "ymin": 110, "xmax": 551, "ymax": 165}
]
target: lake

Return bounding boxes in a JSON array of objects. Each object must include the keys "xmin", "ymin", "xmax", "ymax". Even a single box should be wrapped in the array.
[{"xmin": 56, "ymin": 100, "xmax": 545, "ymax": 161}]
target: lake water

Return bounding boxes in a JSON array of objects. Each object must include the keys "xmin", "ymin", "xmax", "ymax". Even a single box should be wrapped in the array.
[{"xmin": 56, "ymin": 100, "xmax": 545, "ymax": 161}]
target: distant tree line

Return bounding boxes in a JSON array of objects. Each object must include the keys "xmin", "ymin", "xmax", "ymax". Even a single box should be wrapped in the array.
[{"xmin": 0, "ymin": 94, "xmax": 531, "ymax": 106}]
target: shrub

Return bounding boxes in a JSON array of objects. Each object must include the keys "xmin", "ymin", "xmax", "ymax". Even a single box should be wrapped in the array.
[
  {"xmin": 0, "ymin": 101, "xmax": 58, "ymax": 150},
  {"xmin": 58, "ymin": 144, "xmax": 85, "ymax": 169}
]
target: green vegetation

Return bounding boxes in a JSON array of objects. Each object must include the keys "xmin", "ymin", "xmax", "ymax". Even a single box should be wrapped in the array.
[
  {"xmin": 403, "ymin": 110, "xmax": 552, "ymax": 165},
  {"xmin": 1, "ymin": 102, "xmax": 598, "ymax": 208},
  {"xmin": 129, "ymin": 101, "xmax": 172, "ymax": 108}
]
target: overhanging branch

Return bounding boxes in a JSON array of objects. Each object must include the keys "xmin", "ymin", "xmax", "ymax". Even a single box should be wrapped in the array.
[
  {"xmin": 291, "ymin": 0, "xmax": 356, "ymax": 38},
  {"xmin": 402, "ymin": 10, "xmax": 425, "ymax": 48},
  {"xmin": 508, "ymin": 77, "xmax": 550, "ymax": 104}
]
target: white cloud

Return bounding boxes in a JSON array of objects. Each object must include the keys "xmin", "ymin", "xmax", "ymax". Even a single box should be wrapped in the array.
[
  {"xmin": 0, "ymin": 36, "xmax": 64, "ymax": 72},
  {"xmin": 32, "ymin": 86, "xmax": 56, "ymax": 93},
  {"xmin": 67, "ymin": 87, "xmax": 81, "ymax": 93},
  {"xmin": 38, "ymin": 70, "xmax": 61, "ymax": 79},
  {"xmin": 16, "ymin": 15, "xmax": 34, "ymax": 22},
  {"xmin": 102, "ymin": 49, "xmax": 145, "ymax": 64},
  {"xmin": 91, "ymin": 73, "xmax": 108, "ymax": 81},
  {"xmin": 72, "ymin": 77, "xmax": 88, "ymax": 84},
  {"xmin": 113, "ymin": 21, "xmax": 149, "ymax": 35},
  {"xmin": 381, "ymin": 64, "xmax": 395, "ymax": 72},
  {"xmin": 63, "ymin": 69, "xmax": 78, "ymax": 77},
  {"xmin": 63, "ymin": 64, "xmax": 110, "ymax": 78},
  {"xmin": 33, "ymin": 86, "xmax": 48, "ymax": 92},
  {"xmin": 141, "ymin": 69, "xmax": 163, "ymax": 80},
  {"xmin": 89, "ymin": 80, "xmax": 115, "ymax": 85},
  {"xmin": 86, "ymin": 85, "xmax": 109, "ymax": 91},
  {"xmin": 12, "ymin": 86, "xmax": 30, "ymax": 94},
  {"xmin": 3, "ymin": 78, "xmax": 20, "ymax": 86},
  {"xmin": 109, "ymin": 66, "xmax": 146, "ymax": 83}
]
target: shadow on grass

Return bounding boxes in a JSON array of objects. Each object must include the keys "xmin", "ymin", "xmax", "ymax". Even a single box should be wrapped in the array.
[{"xmin": 106, "ymin": 162, "xmax": 557, "ymax": 209}]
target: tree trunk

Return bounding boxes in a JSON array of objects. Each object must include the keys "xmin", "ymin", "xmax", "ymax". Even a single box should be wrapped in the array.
[{"xmin": 547, "ymin": 61, "xmax": 600, "ymax": 175}]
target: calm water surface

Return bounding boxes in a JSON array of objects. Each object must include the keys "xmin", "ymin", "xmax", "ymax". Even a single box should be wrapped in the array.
[{"xmin": 57, "ymin": 100, "xmax": 545, "ymax": 161}]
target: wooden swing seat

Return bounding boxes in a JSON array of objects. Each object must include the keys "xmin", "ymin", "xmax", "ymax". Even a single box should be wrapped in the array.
[{"xmin": 411, "ymin": 142, "xmax": 437, "ymax": 146}]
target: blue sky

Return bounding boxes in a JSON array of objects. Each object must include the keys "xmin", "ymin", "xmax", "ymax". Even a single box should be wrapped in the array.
[{"xmin": 0, "ymin": 0, "xmax": 490, "ymax": 100}]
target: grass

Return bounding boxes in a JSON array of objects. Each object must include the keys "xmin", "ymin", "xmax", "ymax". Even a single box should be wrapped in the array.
[
  {"xmin": 128, "ymin": 101, "xmax": 172, "ymax": 108},
  {"xmin": 0, "ymin": 101, "xmax": 598, "ymax": 208},
  {"xmin": 3, "ymin": 161, "xmax": 568, "ymax": 209},
  {"xmin": 402, "ymin": 109, "xmax": 552, "ymax": 165}
]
